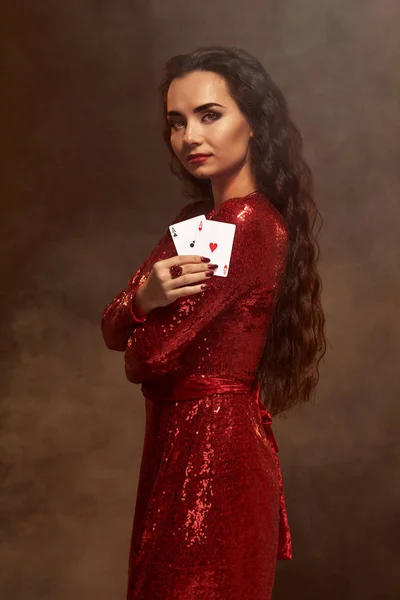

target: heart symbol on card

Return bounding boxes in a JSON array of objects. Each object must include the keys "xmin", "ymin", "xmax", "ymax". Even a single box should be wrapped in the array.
[{"xmin": 209, "ymin": 242, "xmax": 218, "ymax": 252}]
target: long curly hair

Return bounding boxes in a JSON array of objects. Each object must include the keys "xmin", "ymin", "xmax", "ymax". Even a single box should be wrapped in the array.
[{"xmin": 158, "ymin": 46, "xmax": 327, "ymax": 417}]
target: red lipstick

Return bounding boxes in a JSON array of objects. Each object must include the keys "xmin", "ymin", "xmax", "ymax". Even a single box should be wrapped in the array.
[{"xmin": 188, "ymin": 154, "xmax": 212, "ymax": 164}]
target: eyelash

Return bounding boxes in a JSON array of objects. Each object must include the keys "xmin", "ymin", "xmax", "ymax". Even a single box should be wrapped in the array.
[{"xmin": 169, "ymin": 111, "xmax": 220, "ymax": 130}]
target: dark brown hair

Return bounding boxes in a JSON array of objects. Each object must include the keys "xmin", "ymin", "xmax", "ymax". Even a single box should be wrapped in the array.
[{"xmin": 159, "ymin": 46, "xmax": 327, "ymax": 417}]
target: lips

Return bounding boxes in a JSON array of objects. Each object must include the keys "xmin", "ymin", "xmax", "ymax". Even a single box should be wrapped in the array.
[{"xmin": 188, "ymin": 153, "xmax": 211, "ymax": 159}]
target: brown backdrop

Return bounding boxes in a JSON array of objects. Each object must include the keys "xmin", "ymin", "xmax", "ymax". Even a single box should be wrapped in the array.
[{"xmin": 1, "ymin": 1, "xmax": 399, "ymax": 598}]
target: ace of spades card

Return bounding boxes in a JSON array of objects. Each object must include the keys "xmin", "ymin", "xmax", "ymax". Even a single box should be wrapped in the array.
[{"xmin": 169, "ymin": 214, "xmax": 206, "ymax": 255}]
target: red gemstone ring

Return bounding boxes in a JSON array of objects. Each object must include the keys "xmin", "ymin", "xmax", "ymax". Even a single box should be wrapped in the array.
[{"xmin": 169, "ymin": 264, "xmax": 183, "ymax": 279}]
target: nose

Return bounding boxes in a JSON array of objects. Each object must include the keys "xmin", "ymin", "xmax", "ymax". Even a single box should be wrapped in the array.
[{"xmin": 182, "ymin": 121, "xmax": 202, "ymax": 145}]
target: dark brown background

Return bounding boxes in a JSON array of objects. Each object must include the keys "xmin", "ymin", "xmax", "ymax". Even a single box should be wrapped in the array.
[{"xmin": 1, "ymin": 1, "xmax": 399, "ymax": 599}]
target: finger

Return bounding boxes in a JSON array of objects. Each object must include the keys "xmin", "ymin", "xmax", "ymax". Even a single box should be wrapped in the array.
[
  {"xmin": 162, "ymin": 256, "xmax": 214, "ymax": 279},
  {"xmin": 168, "ymin": 282, "xmax": 211, "ymax": 301},
  {"xmin": 167, "ymin": 269, "xmax": 215, "ymax": 290},
  {"xmin": 165, "ymin": 255, "xmax": 211, "ymax": 267}
]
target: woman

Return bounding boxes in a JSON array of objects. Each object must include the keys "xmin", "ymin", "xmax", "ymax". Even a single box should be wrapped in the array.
[{"xmin": 101, "ymin": 46, "xmax": 326, "ymax": 600}]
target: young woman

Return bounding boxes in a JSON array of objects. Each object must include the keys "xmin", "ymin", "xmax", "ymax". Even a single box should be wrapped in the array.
[{"xmin": 101, "ymin": 46, "xmax": 326, "ymax": 600}]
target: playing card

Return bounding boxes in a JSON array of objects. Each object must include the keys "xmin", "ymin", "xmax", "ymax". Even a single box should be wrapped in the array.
[
  {"xmin": 192, "ymin": 219, "xmax": 236, "ymax": 277},
  {"xmin": 169, "ymin": 214, "xmax": 206, "ymax": 255}
]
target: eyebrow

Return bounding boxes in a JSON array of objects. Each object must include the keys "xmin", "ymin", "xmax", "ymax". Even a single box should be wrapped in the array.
[{"xmin": 167, "ymin": 102, "xmax": 225, "ymax": 117}]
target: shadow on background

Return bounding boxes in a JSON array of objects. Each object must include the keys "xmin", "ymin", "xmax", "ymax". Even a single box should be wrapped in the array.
[{"xmin": 1, "ymin": 1, "xmax": 399, "ymax": 598}]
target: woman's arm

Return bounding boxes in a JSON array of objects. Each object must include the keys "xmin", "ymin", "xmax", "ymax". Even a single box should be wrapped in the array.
[
  {"xmin": 101, "ymin": 202, "xmax": 199, "ymax": 352},
  {"xmin": 124, "ymin": 198, "xmax": 289, "ymax": 382}
]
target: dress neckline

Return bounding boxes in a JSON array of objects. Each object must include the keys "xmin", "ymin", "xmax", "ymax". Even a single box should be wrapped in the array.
[{"xmin": 204, "ymin": 190, "xmax": 263, "ymax": 218}]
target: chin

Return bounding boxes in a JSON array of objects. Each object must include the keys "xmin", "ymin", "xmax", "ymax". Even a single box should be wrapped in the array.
[
  {"xmin": 184, "ymin": 164, "xmax": 212, "ymax": 178},
  {"xmin": 192, "ymin": 171, "xmax": 212, "ymax": 179}
]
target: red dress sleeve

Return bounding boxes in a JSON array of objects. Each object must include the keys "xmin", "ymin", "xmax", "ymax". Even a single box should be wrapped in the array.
[
  {"xmin": 123, "ymin": 197, "xmax": 289, "ymax": 383},
  {"xmin": 101, "ymin": 201, "xmax": 201, "ymax": 352}
]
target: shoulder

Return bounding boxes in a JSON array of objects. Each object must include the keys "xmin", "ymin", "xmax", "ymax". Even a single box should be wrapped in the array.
[
  {"xmin": 171, "ymin": 199, "xmax": 207, "ymax": 224},
  {"xmin": 216, "ymin": 194, "xmax": 288, "ymax": 243}
]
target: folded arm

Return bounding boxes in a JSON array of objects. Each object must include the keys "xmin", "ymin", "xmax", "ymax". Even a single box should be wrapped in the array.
[
  {"xmin": 124, "ymin": 198, "xmax": 289, "ymax": 383},
  {"xmin": 101, "ymin": 202, "xmax": 200, "ymax": 351}
]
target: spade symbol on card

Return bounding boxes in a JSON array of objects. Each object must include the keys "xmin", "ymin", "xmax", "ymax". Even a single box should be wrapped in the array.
[
  {"xmin": 190, "ymin": 240, "xmax": 195, "ymax": 248},
  {"xmin": 171, "ymin": 226, "xmax": 177, "ymax": 238}
]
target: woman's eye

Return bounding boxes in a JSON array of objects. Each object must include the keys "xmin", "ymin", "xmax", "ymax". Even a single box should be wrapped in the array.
[
  {"xmin": 169, "ymin": 112, "xmax": 220, "ymax": 130},
  {"xmin": 170, "ymin": 120, "xmax": 184, "ymax": 130},
  {"xmin": 203, "ymin": 111, "xmax": 220, "ymax": 122}
]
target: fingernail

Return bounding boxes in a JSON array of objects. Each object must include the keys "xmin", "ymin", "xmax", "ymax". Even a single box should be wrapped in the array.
[
  {"xmin": 201, "ymin": 283, "xmax": 208, "ymax": 290},
  {"xmin": 201, "ymin": 257, "xmax": 211, "ymax": 263},
  {"xmin": 205, "ymin": 271, "xmax": 214, "ymax": 277},
  {"xmin": 208, "ymin": 264, "xmax": 218, "ymax": 270}
]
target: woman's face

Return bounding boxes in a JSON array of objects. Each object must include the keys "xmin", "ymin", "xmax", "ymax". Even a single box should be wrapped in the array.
[{"xmin": 166, "ymin": 70, "xmax": 253, "ymax": 181}]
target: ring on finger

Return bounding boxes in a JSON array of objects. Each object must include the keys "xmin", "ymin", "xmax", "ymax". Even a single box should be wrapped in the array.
[{"xmin": 169, "ymin": 264, "xmax": 183, "ymax": 279}]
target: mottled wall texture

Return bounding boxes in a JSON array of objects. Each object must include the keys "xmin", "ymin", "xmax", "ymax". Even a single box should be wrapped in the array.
[{"xmin": 1, "ymin": 1, "xmax": 399, "ymax": 598}]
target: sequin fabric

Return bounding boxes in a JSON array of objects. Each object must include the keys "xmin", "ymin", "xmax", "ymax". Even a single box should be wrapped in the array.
[{"xmin": 101, "ymin": 192, "xmax": 292, "ymax": 600}]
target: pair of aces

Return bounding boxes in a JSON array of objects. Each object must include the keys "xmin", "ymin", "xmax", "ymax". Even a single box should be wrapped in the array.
[{"xmin": 169, "ymin": 214, "xmax": 236, "ymax": 278}]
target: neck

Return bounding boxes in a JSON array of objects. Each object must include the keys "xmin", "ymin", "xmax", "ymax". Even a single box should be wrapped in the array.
[{"xmin": 210, "ymin": 166, "xmax": 258, "ymax": 210}]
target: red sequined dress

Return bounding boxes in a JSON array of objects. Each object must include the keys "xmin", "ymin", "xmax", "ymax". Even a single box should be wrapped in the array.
[{"xmin": 101, "ymin": 191, "xmax": 292, "ymax": 600}]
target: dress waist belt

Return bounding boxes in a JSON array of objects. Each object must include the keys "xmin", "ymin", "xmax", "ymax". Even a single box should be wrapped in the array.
[{"xmin": 141, "ymin": 375, "xmax": 292, "ymax": 560}]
